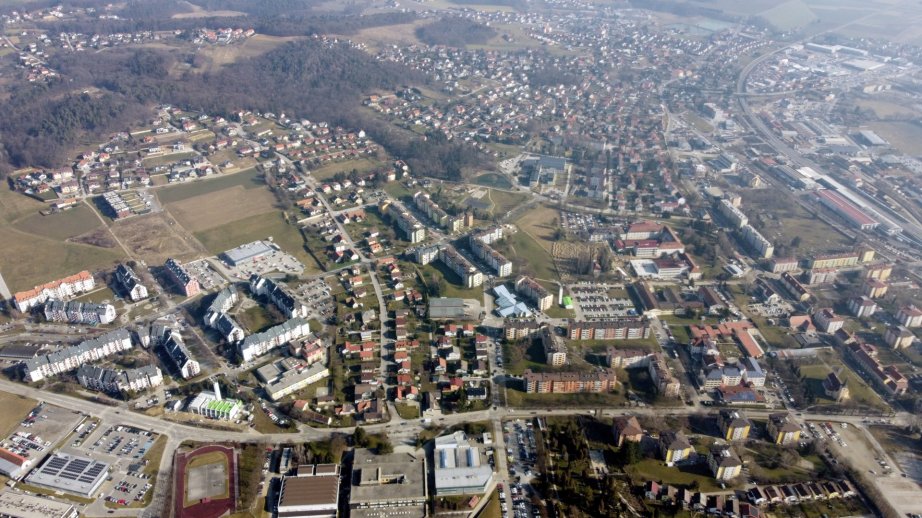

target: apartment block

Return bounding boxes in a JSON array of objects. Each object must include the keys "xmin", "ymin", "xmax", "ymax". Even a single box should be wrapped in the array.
[
  {"xmin": 437, "ymin": 245, "xmax": 483, "ymax": 288},
  {"xmin": 250, "ymin": 275, "xmax": 309, "ymax": 319},
  {"xmin": 43, "ymin": 300, "xmax": 116, "ymax": 325},
  {"xmin": 22, "ymin": 328, "xmax": 132, "ymax": 382},
  {"xmin": 523, "ymin": 369, "xmax": 619, "ymax": 394},
  {"xmin": 239, "ymin": 318, "xmax": 312, "ymax": 363},
  {"xmin": 514, "ymin": 276, "xmax": 553, "ymax": 311},
  {"xmin": 164, "ymin": 258, "xmax": 200, "ymax": 297},
  {"xmin": 115, "ymin": 263, "xmax": 148, "ymax": 301},
  {"xmin": 566, "ymin": 319, "xmax": 650, "ymax": 341},
  {"xmin": 76, "ymin": 364, "xmax": 163, "ymax": 393},
  {"xmin": 13, "ymin": 270, "xmax": 95, "ymax": 312}
]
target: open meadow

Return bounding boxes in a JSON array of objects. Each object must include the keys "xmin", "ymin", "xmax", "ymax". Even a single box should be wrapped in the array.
[
  {"xmin": 111, "ymin": 212, "xmax": 204, "ymax": 264},
  {"xmin": 166, "ymin": 185, "xmax": 277, "ymax": 233}
]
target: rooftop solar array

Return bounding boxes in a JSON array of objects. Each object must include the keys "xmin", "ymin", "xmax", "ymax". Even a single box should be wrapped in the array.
[{"xmin": 26, "ymin": 452, "xmax": 110, "ymax": 497}]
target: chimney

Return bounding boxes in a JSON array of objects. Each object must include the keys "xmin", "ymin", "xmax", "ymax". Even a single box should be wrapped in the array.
[{"xmin": 213, "ymin": 380, "xmax": 222, "ymax": 401}]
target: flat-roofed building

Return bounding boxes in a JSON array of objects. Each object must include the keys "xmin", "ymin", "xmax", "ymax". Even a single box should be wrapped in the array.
[
  {"xmin": 428, "ymin": 298, "xmax": 468, "ymax": 320},
  {"xmin": 26, "ymin": 453, "xmax": 109, "ymax": 498},
  {"xmin": 350, "ymin": 449, "xmax": 427, "ymax": 517},
  {"xmin": 897, "ymin": 305, "xmax": 922, "ymax": 328},
  {"xmin": 221, "ymin": 240, "xmax": 274, "ymax": 267},
  {"xmin": 276, "ymin": 464, "xmax": 340, "ymax": 518},
  {"xmin": 433, "ymin": 431, "xmax": 493, "ymax": 496},
  {"xmin": 437, "ymin": 245, "xmax": 483, "ymax": 288},
  {"xmin": 0, "ymin": 491, "xmax": 78, "ymax": 518},
  {"xmin": 540, "ymin": 327, "xmax": 567, "ymax": 366}
]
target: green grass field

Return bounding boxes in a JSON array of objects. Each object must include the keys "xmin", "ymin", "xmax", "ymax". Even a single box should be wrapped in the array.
[
  {"xmin": 13, "ymin": 204, "xmax": 102, "ymax": 240},
  {"xmin": 308, "ymin": 158, "xmax": 382, "ymax": 182},
  {"xmin": 626, "ymin": 459, "xmax": 723, "ymax": 493},
  {"xmin": 799, "ymin": 363, "xmax": 887, "ymax": 410},
  {"xmin": 487, "ymin": 189, "xmax": 529, "ymax": 216},
  {"xmin": 156, "ymin": 167, "xmax": 264, "ymax": 204}
]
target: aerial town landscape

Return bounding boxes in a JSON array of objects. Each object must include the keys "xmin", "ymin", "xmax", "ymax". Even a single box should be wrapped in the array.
[{"xmin": 0, "ymin": 0, "xmax": 922, "ymax": 517}]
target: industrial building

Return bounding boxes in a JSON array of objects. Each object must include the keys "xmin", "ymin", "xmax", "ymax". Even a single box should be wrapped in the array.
[
  {"xmin": 25, "ymin": 453, "xmax": 110, "ymax": 498},
  {"xmin": 433, "ymin": 431, "xmax": 494, "ymax": 496}
]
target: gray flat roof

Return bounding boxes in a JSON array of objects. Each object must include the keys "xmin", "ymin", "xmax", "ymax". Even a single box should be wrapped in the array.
[
  {"xmin": 26, "ymin": 452, "xmax": 109, "ymax": 497},
  {"xmin": 350, "ymin": 449, "xmax": 426, "ymax": 506},
  {"xmin": 222, "ymin": 240, "xmax": 274, "ymax": 265},
  {"xmin": 0, "ymin": 491, "xmax": 77, "ymax": 518}
]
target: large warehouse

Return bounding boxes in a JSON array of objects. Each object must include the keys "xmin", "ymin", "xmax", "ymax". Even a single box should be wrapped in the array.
[
  {"xmin": 25, "ymin": 452, "xmax": 110, "ymax": 498},
  {"xmin": 221, "ymin": 240, "xmax": 275, "ymax": 267}
]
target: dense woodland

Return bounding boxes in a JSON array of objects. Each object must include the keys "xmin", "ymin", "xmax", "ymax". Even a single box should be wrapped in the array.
[
  {"xmin": 415, "ymin": 17, "xmax": 498, "ymax": 47},
  {"xmin": 0, "ymin": 17, "xmax": 486, "ymax": 179}
]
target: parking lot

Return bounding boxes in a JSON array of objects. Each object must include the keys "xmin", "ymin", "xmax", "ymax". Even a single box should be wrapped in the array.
[
  {"xmin": 293, "ymin": 278, "xmax": 334, "ymax": 318},
  {"xmin": 1, "ymin": 402, "xmax": 83, "ymax": 464},
  {"xmin": 104, "ymin": 469, "xmax": 153, "ymax": 507},
  {"xmin": 86, "ymin": 425, "xmax": 158, "ymax": 460},
  {"xmin": 569, "ymin": 283, "xmax": 638, "ymax": 319},
  {"xmin": 502, "ymin": 419, "xmax": 540, "ymax": 518},
  {"xmin": 186, "ymin": 259, "xmax": 226, "ymax": 291}
]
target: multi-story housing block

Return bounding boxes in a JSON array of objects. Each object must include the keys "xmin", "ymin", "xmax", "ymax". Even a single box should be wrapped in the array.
[
  {"xmin": 13, "ymin": 270, "xmax": 95, "ymax": 312},
  {"xmin": 741, "ymin": 224, "xmax": 774, "ymax": 259},
  {"xmin": 76, "ymin": 364, "xmax": 163, "ymax": 393},
  {"xmin": 22, "ymin": 328, "xmax": 132, "ymax": 382},
  {"xmin": 718, "ymin": 409, "xmax": 751, "ymax": 441},
  {"xmin": 718, "ymin": 199, "xmax": 749, "ymax": 229},
  {"xmin": 515, "ymin": 276, "xmax": 553, "ymax": 311},
  {"xmin": 239, "ymin": 318, "xmax": 312, "ymax": 363},
  {"xmin": 437, "ymin": 245, "xmax": 483, "ymax": 288},
  {"xmin": 384, "ymin": 201, "xmax": 426, "ymax": 243},
  {"xmin": 115, "ymin": 263, "xmax": 148, "ymax": 301},
  {"xmin": 164, "ymin": 258, "xmax": 200, "ymax": 297},
  {"xmin": 523, "ymin": 369, "xmax": 619, "ymax": 394},
  {"xmin": 470, "ymin": 237, "xmax": 512, "ymax": 277},
  {"xmin": 413, "ymin": 192, "xmax": 462, "ymax": 232},
  {"xmin": 566, "ymin": 319, "xmax": 650, "ymax": 340},
  {"xmin": 250, "ymin": 275, "xmax": 308, "ymax": 319},
  {"xmin": 43, "ymin": 300, "xmax": 116, "ymax": 325},
  {"xmin": 153, "ymin": 325, "xmax": 200, "ymax": 379}
]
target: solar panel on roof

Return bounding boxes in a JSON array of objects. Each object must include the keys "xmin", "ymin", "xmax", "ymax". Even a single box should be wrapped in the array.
[{"xmin": 59, "ymin": 473, "xmax": 79, "ymax": 480}]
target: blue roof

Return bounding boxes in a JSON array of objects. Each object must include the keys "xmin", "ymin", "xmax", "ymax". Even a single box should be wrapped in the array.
[{"xmin": 498, "ymin": 303, "xmax": 531, "ymax": 318}]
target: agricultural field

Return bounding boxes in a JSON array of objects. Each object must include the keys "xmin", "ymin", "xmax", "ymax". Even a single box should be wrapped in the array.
[
  {"xmin": 854, "ymin": 98, "xmax": 922, "ymax": 119},
  {"xmin": 345, "ymin": 19, "xmax": 428, "ymax": 50},
  {"xmin": 110, "ymin": 212, "xmax": 204, "ymax": 264},
  {"xmin": 165, "ymin": 185, "xmax": 277, "ymax": 233},
  {"xmin": 155, "ymin": 168, "xmax": 264, "ymax": 205},
  {"xmin": 188, "ymin": 34, "xmax": 302, "ymax": 73}
]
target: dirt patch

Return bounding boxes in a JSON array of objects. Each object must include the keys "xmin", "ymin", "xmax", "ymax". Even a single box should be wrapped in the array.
[
  {"xmin": 166, "ymin": 185, "xmax": 277, "ymax": 233},
  {"xmin": 111, "ymin": 212, "xmax": 204, "ymax": 264},
  {"xmin": 192, "ymin": 34, "xmax": 303, "ymax": 73},
  {"xmin": 70, "ymin": 227, "xmax": 118, "ymax": 249}
]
